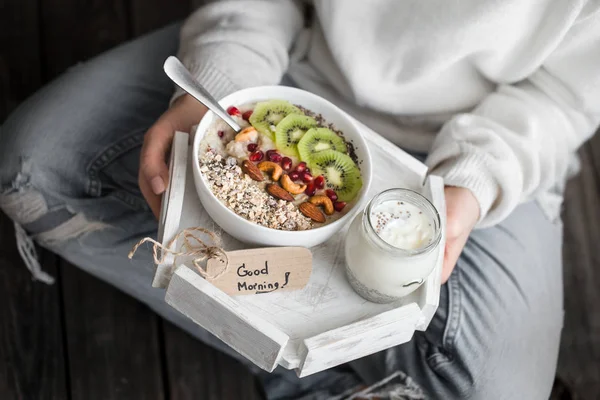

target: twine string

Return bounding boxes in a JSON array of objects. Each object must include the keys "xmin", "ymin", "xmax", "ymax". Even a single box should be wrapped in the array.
[{"xmin": 128, "ymin": 227, "xmax": 229, "ymax": 280}]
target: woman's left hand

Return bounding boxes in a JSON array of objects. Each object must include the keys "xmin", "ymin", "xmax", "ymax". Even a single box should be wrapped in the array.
[{"xmin": 442, "ymin": 186, "xmax": 480, "ymax": 283}]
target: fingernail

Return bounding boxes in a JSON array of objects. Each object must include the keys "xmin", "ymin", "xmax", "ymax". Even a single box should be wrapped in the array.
[{"xmin": 150, "ymin": 176, "xmax": 166, "ymax": 195}]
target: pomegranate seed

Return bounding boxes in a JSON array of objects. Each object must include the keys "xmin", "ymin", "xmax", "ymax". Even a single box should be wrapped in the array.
[
  {"xmin": 334, "ymin": 201, "xmax": 347, "ymax": 212},
  {"xmin": 242, "ymin": 110, "xmax": 253, "ymax": 121},
  {"xmin": 325, "ymin": 189, "xmax": 338, "ymax": 201},
  {"xmin": 249, "ymin": 151, "xmax": 264, "ymax": 162},
  {"xmin": 301, "ymin": 172, "xmax": 313, "ymax": 183},
  {"xmin": 314, "ymin": 175, "xmax": 325, "ymax": 189},
  {"xmin": 247, "ymin": 143, "xmax": 258, "ymax": 152},
  {"xmin": 288, "ymin": 171, "xmax": 300, "ymax": 181},
  {"xmin": 281, "ymin": 157, "xmax": 293, "ymax": 171},
  {"xmin": 266, "ymin": 150, "xmax": 282, "ymax": 163},
  {"xmin": 218, "ymin": 130, "xmax": 224, "ymax": 138},
  {"xmin": 227, "ymin": 106, "xmax": 241, "ymax": 116},
  {"xmin": 305, "ymin": 182, "xmax": 317, "ymax": 197},
  {"xmin": 295, "ymin": 162, "xmax": 307, "ymax": 173}
]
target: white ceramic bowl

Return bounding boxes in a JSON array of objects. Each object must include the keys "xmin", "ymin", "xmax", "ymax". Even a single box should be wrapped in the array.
[{"xmin": 192, "ymin": 86, "xmax": 372, "ymax": 248}]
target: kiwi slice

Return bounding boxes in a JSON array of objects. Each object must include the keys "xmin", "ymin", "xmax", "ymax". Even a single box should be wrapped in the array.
[
  {"xmin": 309, "ymin": 150, "xmax": 363, "ymax": 202},
  {"xmin": 274, "ymin": 114, "xmax": 318, "ymax": 157},
  {"xmin": 249, "ymin": 100, "xmax": 302, "ymax": 139},
  {"xmin": 297, "ymin": 128, "xmax": 347, "ymax": 162}
]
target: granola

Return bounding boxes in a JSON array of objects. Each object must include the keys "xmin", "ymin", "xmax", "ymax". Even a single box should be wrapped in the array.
[{"xmin": 200, "ymin": 151, "xmax": 313, "ymax": 231}]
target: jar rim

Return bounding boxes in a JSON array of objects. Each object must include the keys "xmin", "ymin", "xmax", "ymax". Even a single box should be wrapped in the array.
[{"xmin": 364, "ymin": 188, "xmax": 442, "ymax": 256}]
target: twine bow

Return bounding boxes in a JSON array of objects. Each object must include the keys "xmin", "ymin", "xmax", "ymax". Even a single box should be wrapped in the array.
[{"xmin": 128, "ymin": 227, "xmax": 229, "ymax": 280}]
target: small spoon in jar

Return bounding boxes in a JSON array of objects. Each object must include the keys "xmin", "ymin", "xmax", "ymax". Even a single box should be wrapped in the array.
[{"xmin": 163, "ymin": 56, "xmax": 242, "ymax": 132}]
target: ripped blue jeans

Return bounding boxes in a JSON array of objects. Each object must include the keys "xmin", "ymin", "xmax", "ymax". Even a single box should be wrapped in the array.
[{"xmin": 0, "ymin": 23, "xmax": 564, "ymax": 400}]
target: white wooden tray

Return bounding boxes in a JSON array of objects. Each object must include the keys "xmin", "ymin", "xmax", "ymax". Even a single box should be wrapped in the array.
[{"xmin": 157, "ymin": 120, "xmax": 446, "ymax": 378}]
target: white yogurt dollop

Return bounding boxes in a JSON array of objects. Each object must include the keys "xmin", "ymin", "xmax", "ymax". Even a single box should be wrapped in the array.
[{"xmin": 370, "ymin": 200, "xmax": 434, "ymax": 250}]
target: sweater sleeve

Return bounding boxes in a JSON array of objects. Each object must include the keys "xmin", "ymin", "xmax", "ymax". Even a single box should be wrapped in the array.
[
  {"xmin": 425, "ymin": 6, "xmax": 600, "ymax": 228},
  {"xmin": 171, "ymin": 0, "xmax": 304, "ymax": 103}
]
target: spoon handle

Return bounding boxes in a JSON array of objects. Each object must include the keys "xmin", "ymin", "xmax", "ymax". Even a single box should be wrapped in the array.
[{"xmin": 163, "ymin": 56, "xmax": 242, "ymax": 132}]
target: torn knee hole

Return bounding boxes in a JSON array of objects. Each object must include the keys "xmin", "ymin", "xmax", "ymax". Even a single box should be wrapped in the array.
[
  {"xmin": 0, "ymin": 186, "xmax": 49, "ymax": 225},
  {"xmin": 34, "ymin": 213, "xmax": 110, "ymax": 245},
  {"xmin": 0, "ymin": 185, "xmax": 109, "ymax": 244}
]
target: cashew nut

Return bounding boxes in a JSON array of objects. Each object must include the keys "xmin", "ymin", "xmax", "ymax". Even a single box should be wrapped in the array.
[
  {"xmin": 257, "ymin": 161, "xmax": 283, "ymax": 181},
  {"xmin": 280, "ymin": 174, "xmax": 307, "ymax": 195},
  {"xmin": 308, "ymin": 195, "xmax": 335, "ymax": 215},
  {"xmin": 234, "ymin": 126, "xmax": 258, "ymax": 142}
]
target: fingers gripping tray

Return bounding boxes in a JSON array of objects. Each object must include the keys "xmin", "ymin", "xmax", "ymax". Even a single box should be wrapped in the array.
[{"xmin": 157, "ymin": 122, "xmax": 445, "ymax": 377}]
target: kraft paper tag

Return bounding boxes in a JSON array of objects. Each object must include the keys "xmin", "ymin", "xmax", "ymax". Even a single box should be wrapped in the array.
[{"xmin": 206, "ymin": 247, "xmax": 312, "ymax": 296}]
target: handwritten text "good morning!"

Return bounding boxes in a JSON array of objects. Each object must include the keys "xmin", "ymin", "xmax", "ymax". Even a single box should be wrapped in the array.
[{"xmin": 236, "ymin": 262, "xmax": 291, "ymax": 294}]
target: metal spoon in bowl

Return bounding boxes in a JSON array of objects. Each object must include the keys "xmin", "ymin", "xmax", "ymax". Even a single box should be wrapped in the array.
[{"xmin": 163, "ymin": 56, "xmax": 242, "ymax": 132}]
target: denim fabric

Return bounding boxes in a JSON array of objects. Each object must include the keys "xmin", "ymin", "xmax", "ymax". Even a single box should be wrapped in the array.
[{"xmin": 0, "ymin": 23, "xmax": 563, "ymax": 400}]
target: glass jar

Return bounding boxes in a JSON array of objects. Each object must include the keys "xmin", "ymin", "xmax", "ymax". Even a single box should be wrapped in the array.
[{"xmin": 344, "ymin": 188, "xmax": 442, "ymax": 303}]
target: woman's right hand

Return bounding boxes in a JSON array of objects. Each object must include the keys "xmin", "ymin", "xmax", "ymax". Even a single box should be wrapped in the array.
[{"xmin": 139, "ymin": 94, "xmax": 207, "ymax": 218}]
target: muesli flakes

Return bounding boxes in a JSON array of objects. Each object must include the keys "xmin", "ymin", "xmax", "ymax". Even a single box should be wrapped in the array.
[{"xmin": 200, "ymin": 150, "xmax": 313, "ymax": 231}]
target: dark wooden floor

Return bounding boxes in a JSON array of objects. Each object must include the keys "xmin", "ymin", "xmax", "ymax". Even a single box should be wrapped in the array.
[
  {"xmin": 0, "ymin": 0, "xmax": 599, "ymax": 399},
  {"xmin": 0, "ymin": 1, "xmax": 263, "ymax": 399},
  {"xmin": 0, "ymin": 213, "xmax": 263, "ymax": 400}
]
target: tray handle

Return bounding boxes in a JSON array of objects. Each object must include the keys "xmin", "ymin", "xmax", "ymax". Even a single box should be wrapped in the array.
[
  {"xmin": 166, "ymin": 266, "xmax": 289, "ymax": 372},
  {"xmin": 154, "ymin": 131, "xmax": 189, "ymax": 288},
  {"xmin": 297, "ymin": 303, "xmax": 421, "ymax": 377},
  {"xmin": 415, "ymin": 174, "xmax": 446, "ymax": 330}
]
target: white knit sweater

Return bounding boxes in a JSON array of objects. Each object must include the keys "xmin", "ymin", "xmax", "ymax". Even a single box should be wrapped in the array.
[{"xmin": 173, "ymin": 0, "xmax": 600, "ymax": 227}]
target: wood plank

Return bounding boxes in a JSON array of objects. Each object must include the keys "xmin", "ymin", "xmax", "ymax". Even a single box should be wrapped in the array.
[
  {"xmin": 60, "ymin": 260, "xmax": 166, "ymax": 400},
  {"xmin": 162, "ymin": 320, "xmax": 263, "ymax": 400},
  {"xmin": 156, "ymin": 132, "xmax": 189, "ymax": 288},
  {"xmin": 417, "ymin": 175, "xmax": 445, "ymax": 331},
  {"xmin": 558, "ymin": 130, "xmax": 600, "ymax": 400},
  {"xmin": 0, "ymin": 213, "xmax": 68, "ymax": 400},
  {"xmin": 299, "ymin": 303, "xmax": 420, "ymax": 377},
  {"xmin": 191, "ymin": 0, "xmax": 214, "ymax": 10},
  {"xmin": 0, "ymin": 0, "xmax": 42, "ymax": 120},
  {"xmin": 39, "ymin": 0, "xmax": 131, "ymax": 81},
  {"xmin": 550, "ymin": 377, "xmax": 575, "ymax": 400},
  {"xmin": 130, "ymin": 0, "xmax": 191, "ymax": 36},
  {"xmin": 165, "ymin": 266, "xmax": 289, "ymax": 373}
]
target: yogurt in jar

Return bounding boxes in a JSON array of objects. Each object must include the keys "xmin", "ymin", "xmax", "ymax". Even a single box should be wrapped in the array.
[
  {"xmin": 345, "ymin": 189, "xmax": 441, "ymax": 303},
  {"xmin": 371, "ymin": 200, "xmax": 435, "ymax": 251}
]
